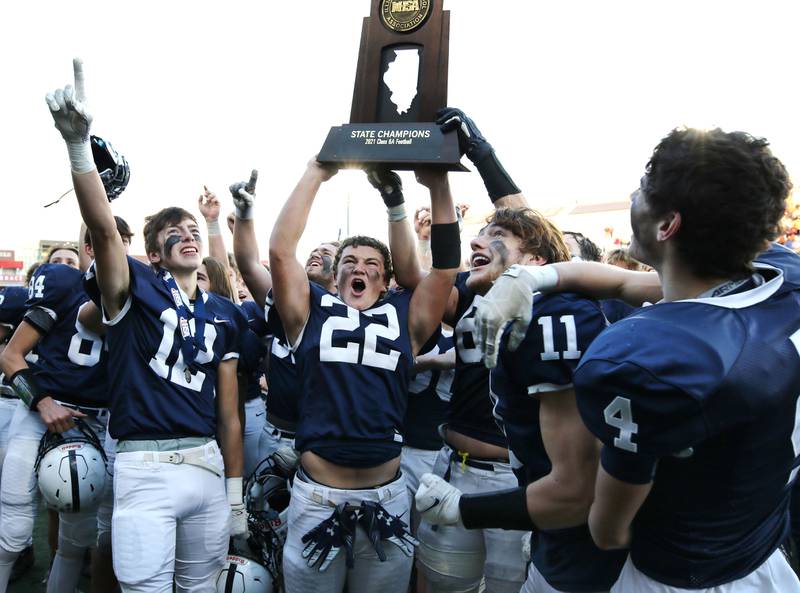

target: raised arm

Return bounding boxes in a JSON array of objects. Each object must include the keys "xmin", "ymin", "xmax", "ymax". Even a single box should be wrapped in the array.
[
  {"xmin": 268, "ymin": 158, "xmax": 337, "ymax": 345},
  {"xmin": 45, "ymin": 59, "xmax": 129, "ymax": 318},
  {"xmin": 408, "ymin": 169, "xmax": 460, "ymax": 354},
  {"xmin": 436, "ymin": 107, "xmax": 528, "ymax": 208},
  {"xmin": 367, "ymin": 169, "xmax": 427, "ymax": 290},
  {"xmin": 475, "ymin": 262, "xmax": 662, "ymax": 368},
  {"xmin": 230, "ymin": 170, "xmax": 272, "ymax": 306},
  {"xmin": 198, "ymin": 186, "xmax": 229, "ymax": 267}
]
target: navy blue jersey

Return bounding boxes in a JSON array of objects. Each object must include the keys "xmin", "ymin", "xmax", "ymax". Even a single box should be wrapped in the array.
[
  {"xmin": 85, "ymin": 258, "xmax": 246, "ymax": 440},
  {"xmin": 574, "ymin": 244, "xmax": 800, "ymax": 588},
  {"xmin": 600, "ymin": 298, "xmax": 636, "ymax": 323},
  {"xmin": 403, "ymin": 331, "xmax": 453, "ymax": 450},
  {"xmin": 263, "ymin": 290, "xmax": 299, "ymax": 427},
  {"xmin": 448, "ymin": 272, "xmax": 506, "ymax": 447},
  {"xmin": 0, "ymin": 286, "xmax": 29, "ymax": 329},
  {"xmin": 491, "ymin": 292, "xmax": 623, "ymax": 591},
  {"xmin": 293, "ymin": 283, "xmax": 420, "ymax": 467},
  {"xmin": 238, "ymin": 301, "xmax": 269, "ymax": 402},
  {"xmin": 25, "ymin": 264, "xmax": 108, "ymax": 406}
]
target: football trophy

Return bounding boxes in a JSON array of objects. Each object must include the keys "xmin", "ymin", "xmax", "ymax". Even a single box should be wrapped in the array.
[{"xmin": 318, "ymin": 0, "xmax": 465, "ymax": 170}]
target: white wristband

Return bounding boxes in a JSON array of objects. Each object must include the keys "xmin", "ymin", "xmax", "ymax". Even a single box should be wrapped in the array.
[
  {"xmin": 206, "ymin": 219, "xmax": 221, "ymax": 236},
  {"xmin": 66, "ymin": 140, "xmax": 95, "ymax": 174},
  {"xmin": 388, "ymin": 203, "xmax": 407, "ymax": 222},
  {"xmin": 504, "ymin": 264, "xmax": 559, "ymax": 293},
  {"xmin": 226, "ymin": 477, "xmax": 243, "ymax": 505}
]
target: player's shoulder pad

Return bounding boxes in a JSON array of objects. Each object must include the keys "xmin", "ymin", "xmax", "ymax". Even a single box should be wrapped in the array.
[
  {"xmin": 27, "ymin": 263, "xmax": 83, "ymax": 307},
  {"xmin": 578, "ymin": 305, "xmax": 746, "ymax": 397},
  {"xmin": 532, "ymin": 291, "xmax": 606, "ymax": 323},
  {"xmin": 0, "ymin": 286, "xmax": 29, "ymax": 309},
  {"xmin": 574, "ymin": 306, "xmax": 745, "ymax": 456}
]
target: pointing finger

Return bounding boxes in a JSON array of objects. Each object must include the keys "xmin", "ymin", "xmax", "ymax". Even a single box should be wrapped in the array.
[
  {"xmin": 246, "ymin": 169, "xmax": 258, "ymax": 193},
  {"xmin": 73, "ymin": 58, "xmax": 86, "ymax": 102}
]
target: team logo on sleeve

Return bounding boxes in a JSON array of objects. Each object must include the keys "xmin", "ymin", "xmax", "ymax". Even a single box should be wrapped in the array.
[{"xmin": 380, "ymin": 0, "xmax": 431, "ymax": 33}]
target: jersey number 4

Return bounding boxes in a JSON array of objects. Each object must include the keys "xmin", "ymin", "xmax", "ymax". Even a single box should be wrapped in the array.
[
  {"xmin": 319, "ymin": 294, "xmax": 401, "ymax": 372},
  {"xmin": 604, "ymin": 396, "xmax": 638, "ymax": 453}
]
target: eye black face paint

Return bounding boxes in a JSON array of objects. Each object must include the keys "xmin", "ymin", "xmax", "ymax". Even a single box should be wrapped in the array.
[
  {"xmin": 491, "ymin": 239, "xmax": 510, "ymax": 267},
  {"xmin": 191, "ymin": 232, "xmax": 202, "ymax": 243},
  {"xmin": 321, "ymin": 255, "xmax": 333, "ymax": 274},
  {"xmin": 164, "ymin": 235, "xmax": 183, "ymax": 256}
]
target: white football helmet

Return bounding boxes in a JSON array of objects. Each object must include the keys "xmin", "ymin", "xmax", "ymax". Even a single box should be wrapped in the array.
[
  {"xmin": 35, "ymin": 420, "xmax": 108, "ymax": 513},
  {"xmin": 215, "ymin": 555, "xmax": 273, "ymax": 593}
]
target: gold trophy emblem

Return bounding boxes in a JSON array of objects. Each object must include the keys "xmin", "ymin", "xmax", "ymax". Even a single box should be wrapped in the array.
[{"xmin": 380, "ymin": 0, "xmax": 431, "ymax": 33}]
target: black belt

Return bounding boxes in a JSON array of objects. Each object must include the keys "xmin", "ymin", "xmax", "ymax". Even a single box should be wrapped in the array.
[
  {"xmin": 0, "ymin": 393, "xmax": 18, "ymax": 400},
  {"xmin": 58, "ymin": 402, "xmax": 108, "ymax": 417},
  {"xmin": 443, "ymin": 450, "xmax": 506, "ymax": 482},
  {"xmin": 267, "ymin": 412, "xmax": 297, "ymax": 434}
]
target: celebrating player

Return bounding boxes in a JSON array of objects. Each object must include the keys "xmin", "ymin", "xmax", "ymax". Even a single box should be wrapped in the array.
[
  {"xmin": 385, "ymin": 108, "xmax": 532, "ymax": 593},
  {"xmin": 473, "ymin": 127, "xmax": 800, "ymax": 592},
  {"xmin": 45, "ymin": 58, "xmax": 246, "ymax": 592},
  {"xmin": 0, "ymin": 238, "xmax": 123, "ymax": 593},
  {"xmin": 268, "ymin": 156, "xmax": 459, "ymax": 593}
]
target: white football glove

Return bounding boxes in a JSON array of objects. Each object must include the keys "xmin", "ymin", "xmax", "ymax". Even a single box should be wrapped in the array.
[
  {"xmin": 474, "ymin": 264, "xmax": 559, "ymax": 369},
  {"xmin": 229, "ymin": 169, "xmax": 258, "ymax": 220},
  {"xmin": 227, "ymin": 477, "xmax": 248, "ymax": 537},
  {"xmin": 415, "ymin": 473, "xmax": 462, "ymax": 526},
  {"xmin": 44, "ymin": 58, "xmax": 95, "ymax": 173}
]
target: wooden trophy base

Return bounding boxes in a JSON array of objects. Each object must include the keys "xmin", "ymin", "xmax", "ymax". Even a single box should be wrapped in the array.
[{"xmin": 318, "ymin": 123, "xmax": 468, "ymax": 171}]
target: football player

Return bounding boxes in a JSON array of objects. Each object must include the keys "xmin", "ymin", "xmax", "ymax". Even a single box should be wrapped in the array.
[
  {"xmin": 45, "ymin": 58, "xmax": 246, "ymax": 592},
  {"xmin": 268, "ymin": 156, "xmax": 459, "ymax": 593},
  {"xmin": 385, "ymin": 108, "xmax": 531, "ymax": 593},
  {"xmin": 229, "ymin": 172, "xmax": 340, "ymax": 453},
  {"xmin": 473, "ymin": 128, "xmax": 800, "ymax": 592},
  {"xmin": 414, "ymin": 209, "xmax": 629, "ymax": 593},
  {"xmin": 0, "ymin": 235, "xmax": 126, "ymax": 593},
  {"xmin": 0, "ymin": 285, "xmax": 34, "ymax": 582}
]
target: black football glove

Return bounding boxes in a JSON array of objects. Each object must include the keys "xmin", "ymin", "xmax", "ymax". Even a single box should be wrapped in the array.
[
  {"xmin": 435, "ymin": 107, "xmax": 492, "ymax": 162},
  {"xmin": 358, "ymin": 501, "xmax": 418, "ymax": 561},
  {"xmin": 366, "ymin": 168, "xmax": 405, "ymax": 209},
  {"xmin": 436, "ymin": 107, "xmax": 520, "ymax": 202},
  {"xmin": 301, "ymin": 504, "xmax": 358, "ymax": 571}
]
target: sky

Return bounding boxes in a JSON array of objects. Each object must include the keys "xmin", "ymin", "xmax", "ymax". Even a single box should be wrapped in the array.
[{"xmin": 3, "ymin": 0, "xmax": 800, "ymax": 263}]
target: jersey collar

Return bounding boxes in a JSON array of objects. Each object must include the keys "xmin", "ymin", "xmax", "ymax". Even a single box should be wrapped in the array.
[{"xmin": 677, "ymin": 262, "xmax": 783, "ymax": 309}]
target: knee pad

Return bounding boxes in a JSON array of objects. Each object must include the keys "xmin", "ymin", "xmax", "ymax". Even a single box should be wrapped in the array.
[
  {"xmin": 417, "ymin": 540, "xmax": 483, "ymax": 593},
  {"xmin": 58, "ymin": 513, "xmax": 97, "ymax": 557}
]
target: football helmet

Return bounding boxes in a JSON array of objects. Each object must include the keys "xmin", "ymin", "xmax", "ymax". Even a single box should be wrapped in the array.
[
  {"xmin": 215, "ymin": 554, "xmax": 273, "ymax": 593},
  {"xmin": 35, "ymin": 418, "xmax": 108, "ymax": 513},
  {"xmin": 90, "ymin": 135, "xmax": 130, "ymax": 201},
  {"xmin": 238, "ymin": 452, "xmax": 294, "ymax": 592}
]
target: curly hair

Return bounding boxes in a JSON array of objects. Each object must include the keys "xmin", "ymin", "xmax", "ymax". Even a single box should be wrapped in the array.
[
  {"xmin": 486, "ymin": 208, "xmax": 571, "ymax": 264},
  {"xmin": 332, "ymin": 235, "xmax": 393, "ymax": 285},
  {"xmin": 643, "ymin": 127, "xmax": 791, "ymax": 278}
]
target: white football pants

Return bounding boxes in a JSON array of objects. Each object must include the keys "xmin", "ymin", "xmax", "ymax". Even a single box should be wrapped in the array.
[
  {"xmin": 0, "ymin": 401, "xmax": 109, "ymax": 593},
  {"xmin": 282, "ymin": 469, "xmax": 413, "ymax": 593},
  {"xmin": 417, "ymin": 446, "xmax": 528, "ymax": 593},
  {"xmin": 611, "ymin": 550, "xmax": 800, "ymax": 593},
  {"xmin": 111, "ymin": 440, "xmax": 229, "ymax": 593}
]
